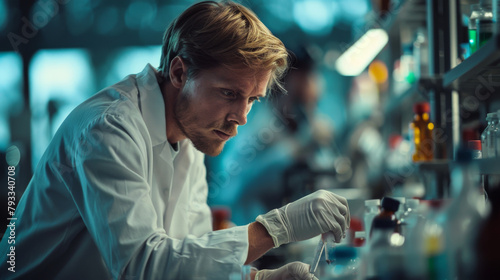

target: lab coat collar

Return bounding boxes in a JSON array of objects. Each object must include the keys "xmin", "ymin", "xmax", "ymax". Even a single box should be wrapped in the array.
[{"xmin": 136, "ymin": 64, "xmax": 168, "ymax": 147}]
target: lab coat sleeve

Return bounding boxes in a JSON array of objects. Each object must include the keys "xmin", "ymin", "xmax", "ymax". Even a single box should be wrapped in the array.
[
  {"xmin": 188, "ymin": 152, "xmax": 215, "ymax": 236},
  {"xmin": 71, "ymin": 113, "xmax": 249, "ymax": 279}
]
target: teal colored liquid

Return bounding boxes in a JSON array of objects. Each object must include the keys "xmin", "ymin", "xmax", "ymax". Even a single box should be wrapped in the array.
[{"xmin": 469, "ymin": 29, "xmax": 477, "ymax": 54}]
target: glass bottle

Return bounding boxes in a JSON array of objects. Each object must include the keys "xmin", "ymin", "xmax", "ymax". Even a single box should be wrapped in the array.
[
  {"xmin": 469, "ymin": 4, "xmax": 482, "ymax": 55},
  {"xmin": 365, "ymin": 219, "xmax": 405, "ymax": 280},
  {"xmin": 477, "ymin": 1, "xmax": 496, "ymax": 48},
  {"xmin": 481, "ymin": 112, "xmax": 496, "ymax": 158},
  {"xmin": 443, "ymin": 148, "xmax": 487, "ymax": 279},
  {"xmin": 394, "ymin": 197, "xmax": 406, "ymax": 220},
  {"xmin": 370, "ymin": 197, "xmax": 401, "ymax": 237},
  {"xmin": 488, "ymin": 113, "xmax": 499, "ymax": 158},
  {"xmin": 400, "ymin": 198, "xmax": 420, "ymax": 237},
  {"xmin": 410, "ymin": 102, "xmax": 434, "ymax": 161}
]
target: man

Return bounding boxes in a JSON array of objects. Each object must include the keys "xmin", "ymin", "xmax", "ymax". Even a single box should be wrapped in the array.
[{"xmin": 0, "ymin": 1, "xmax": 350, "ymax": 279}]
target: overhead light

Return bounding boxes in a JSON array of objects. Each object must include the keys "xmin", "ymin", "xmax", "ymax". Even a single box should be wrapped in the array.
[{"xmin": 336, "ymin": 29, "xmax": 389, "ymax": 76}]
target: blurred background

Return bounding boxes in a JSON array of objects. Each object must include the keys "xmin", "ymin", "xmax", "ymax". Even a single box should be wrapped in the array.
[
  {"xmin": 4, "ymin": 0, "xmax": 500, "ymax": 278},
  {"xmin": 0, "ymin": 0, "xmax": 463, "ymax": 226}
]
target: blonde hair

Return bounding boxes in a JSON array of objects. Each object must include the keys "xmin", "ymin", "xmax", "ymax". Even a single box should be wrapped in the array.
[{"xmin": 158, "ymin": 0, "xmax": 289, "ymax": 93}]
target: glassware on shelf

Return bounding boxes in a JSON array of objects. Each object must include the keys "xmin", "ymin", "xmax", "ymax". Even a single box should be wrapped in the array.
[
  {"xmin": 469, "ymin": 4, "xmax": 482, "ymax": 55},
  {"xmin": 443, "ymin": 148, "xmax": 487, "ymax": 278},
  {"xmin": 482, "ymin": 112, "xmax": 499, "ymax": 158},
  {"xmin": 410, "ymin": 102, "xmax": 434, "ymax": 162},
  {"xmin": 477, "ymin": 1, "xmax": 496, "ymax": 48}
]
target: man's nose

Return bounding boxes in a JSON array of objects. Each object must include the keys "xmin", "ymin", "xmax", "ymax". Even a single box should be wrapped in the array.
[{"xmin": 227, "ymin": 99, "xmax": 251, "ymax": 126}]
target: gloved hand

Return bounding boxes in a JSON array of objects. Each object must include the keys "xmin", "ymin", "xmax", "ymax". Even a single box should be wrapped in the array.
[
  {"xmin": 256, "ymin": 190, "xmax": 350, "ymax": 248},
  {"xmin": 255, "ymin": 262, "xmax": 318, "ymax": 280}
]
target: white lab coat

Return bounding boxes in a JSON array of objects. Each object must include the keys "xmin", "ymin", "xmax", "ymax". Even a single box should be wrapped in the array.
[{"xmin": 0, "ymin": 64, "xmax": 249, "ymax": 280}]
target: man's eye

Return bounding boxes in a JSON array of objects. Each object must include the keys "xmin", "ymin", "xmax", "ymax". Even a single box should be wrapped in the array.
[{"xmin": 221, "ymin": 90, "xmax": 236, "ymax": 98}]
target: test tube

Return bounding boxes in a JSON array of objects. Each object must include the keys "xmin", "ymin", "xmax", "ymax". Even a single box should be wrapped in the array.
[
  {"xmin": 324, "ymin": 233, "xmax": 336, "ymax": 264},
  {"xmin": 309, "ymin": 237, "xmax": 325, "ymax": 276}
]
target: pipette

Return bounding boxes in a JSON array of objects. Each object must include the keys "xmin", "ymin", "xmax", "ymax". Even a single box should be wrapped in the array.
[{"xmin": 309, "ymin": 233, "xmax": 337, "ymax": 279}]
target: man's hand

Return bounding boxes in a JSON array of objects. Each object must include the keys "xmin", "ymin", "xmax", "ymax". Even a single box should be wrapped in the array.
[
  {"xmin": 256, "ymin": 190, "xmax": 350, "ymax": 248},
  {"xmin": 254, "ymin": 262, "xmax": 318, "ymax": 280}
]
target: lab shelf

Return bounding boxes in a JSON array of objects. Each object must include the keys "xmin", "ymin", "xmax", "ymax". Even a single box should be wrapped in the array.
[
  {"xmin": 443, "ymin": 33, "xmax": 500, "ymax": 94},
  {"xmin": 415, "ymin": 159, "xmax": 450, "ymax": 174},
  {"xmin": 415, "ymin": 158, "xmax": 500, "ymax": 175}
]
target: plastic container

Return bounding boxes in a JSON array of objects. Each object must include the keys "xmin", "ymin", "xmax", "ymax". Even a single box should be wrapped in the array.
[{"xmin": 410, "ymin": 102, "xmax": 434, "ymax": 161}]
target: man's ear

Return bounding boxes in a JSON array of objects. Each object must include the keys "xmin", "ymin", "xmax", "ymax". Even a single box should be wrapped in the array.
[{"xmin": 169, "ymin": 56, "xmax": 187, "ymax": 89}]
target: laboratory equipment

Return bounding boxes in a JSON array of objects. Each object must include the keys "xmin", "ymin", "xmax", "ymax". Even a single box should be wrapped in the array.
[
  {"xmin": 410, "ymin": 102, "xmax": 434, "ymax": 161},
  {"xmin": 444, "ymin": 148, "xmax": 487, "ymax": 278},
  {"xmin": 469, "ymin": 4, "xmax": 481, "ymax": 55},
  {"xmin": 477, "ymin": 1, "xmax": 496, "ymax": 47},
  {"xmin": 309, "ymin": 233, "xmax": 337, "ymax": 278},
  {"xmin": 309, "ymin": 237, "xmax": 325, "ymax": 277},
  {"xmin": 481, "ymin": 112, "xmax": 496, "ymax": 158},
  {"xmin": 400, "ymin": 198, "xmax": 420, "ymax": 237},
  {"xmin": 370, "ymin": 197, "xmax": 401, "ymax": 237}
]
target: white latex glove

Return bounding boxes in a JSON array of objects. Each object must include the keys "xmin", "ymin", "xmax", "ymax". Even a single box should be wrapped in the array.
[
  {"xmin": 255, "ymin": 262, "xmax": 318, "ymax": 280},
  {"xmin": 256, "ymin": 190, "xmax": 350, "ymax": 248}
]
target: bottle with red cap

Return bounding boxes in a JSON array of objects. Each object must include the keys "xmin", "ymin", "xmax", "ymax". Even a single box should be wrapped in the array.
[
  {"xmin": 409, "ymin": 102, "xmax": 434, "ymax": 161},
  {"xmin": 468, "ymin": 140, "xmax": 482, "ymax": 159}
]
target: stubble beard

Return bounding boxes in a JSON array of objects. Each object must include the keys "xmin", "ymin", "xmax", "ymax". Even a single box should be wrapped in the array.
[{"xmin": 174, "ymin": 93, "xmax": 227, "ymax": 157}]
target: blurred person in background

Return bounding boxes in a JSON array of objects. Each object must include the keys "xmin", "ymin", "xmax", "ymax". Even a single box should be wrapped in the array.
[{"xmin": 0, "ymin": 1, "xmax": 350, "ymax": 280}]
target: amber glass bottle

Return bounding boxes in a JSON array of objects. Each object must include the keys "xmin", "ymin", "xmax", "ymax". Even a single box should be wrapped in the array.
[{"xmin": 410, "ymin": 102, "xmax": 434, "ymax": 161}]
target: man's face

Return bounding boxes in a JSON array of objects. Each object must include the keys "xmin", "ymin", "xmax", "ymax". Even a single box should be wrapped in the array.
[{"xmin": 174, "ymin": 65, "xmax": 271, "ymax": 156}]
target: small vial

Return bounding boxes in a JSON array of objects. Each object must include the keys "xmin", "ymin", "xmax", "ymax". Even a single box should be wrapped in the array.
[{"xmin": 324, "ymin": 233, "xmax": 336, "ymax": 265}]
